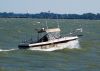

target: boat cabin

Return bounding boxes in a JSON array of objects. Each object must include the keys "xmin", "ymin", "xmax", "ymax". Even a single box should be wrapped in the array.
[{"xmin": 37, "ymin": 28, "xmax": 61, "ymax": 42}]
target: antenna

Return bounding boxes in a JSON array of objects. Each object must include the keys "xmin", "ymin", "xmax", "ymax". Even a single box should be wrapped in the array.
[
  {"xmin": 56, "ymin": 14, "xmax": 60, "ymax": 28},
  {"xmin": 45, "ymin": 11, "xmax": 50, "ymax": 29},
  {"xmin": 46, "ymin": 20, "xmax": 48, "ymax": 29}
]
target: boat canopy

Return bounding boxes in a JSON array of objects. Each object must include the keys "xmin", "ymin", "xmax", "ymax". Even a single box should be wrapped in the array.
[{"xmin": 45, "ymin": 28, "xmax": 61, "ymax": 33}]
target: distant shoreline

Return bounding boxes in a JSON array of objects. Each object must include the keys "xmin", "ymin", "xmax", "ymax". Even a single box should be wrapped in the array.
[{"xmin": 0, "ymin": 12, "xmax": 100, "ymax": 20}]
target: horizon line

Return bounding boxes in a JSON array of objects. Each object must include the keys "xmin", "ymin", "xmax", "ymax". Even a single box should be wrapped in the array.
[{"xmin": 0, "ymin": 11, "xmax": 100, "ymax": 15}]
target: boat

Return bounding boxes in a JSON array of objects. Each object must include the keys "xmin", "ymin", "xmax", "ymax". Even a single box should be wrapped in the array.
[{"xmin": 18, "ymin": 26, "xmax": 80, "ymax": 51}]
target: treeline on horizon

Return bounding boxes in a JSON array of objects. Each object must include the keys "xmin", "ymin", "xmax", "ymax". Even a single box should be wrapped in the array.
[{"xmin": 0, "ymin": 12, "xmax": 100, "ymax": 20}]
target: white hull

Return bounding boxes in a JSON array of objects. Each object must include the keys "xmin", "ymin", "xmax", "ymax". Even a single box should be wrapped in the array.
[
  {"xmin": 29, "ymin": 39, "xmax": 80, "ymax": 51},
  {"xmin": 19, "ymin": 36, "xmax": 80, "ymax": 51}
]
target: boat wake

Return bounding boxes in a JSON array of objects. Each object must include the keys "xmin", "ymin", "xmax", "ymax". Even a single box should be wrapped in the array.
[{"xmin": 0, "ymin": 48, "xmax": 18, "ymax": 52}]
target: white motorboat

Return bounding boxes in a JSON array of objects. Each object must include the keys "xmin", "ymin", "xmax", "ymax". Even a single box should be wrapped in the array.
[{"xmin": 18, "ymin": 27, "xmax": 80, "ymax": 51}]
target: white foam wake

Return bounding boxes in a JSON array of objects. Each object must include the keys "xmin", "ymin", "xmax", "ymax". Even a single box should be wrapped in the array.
[{"xmin": 0, "ymin": 48, "xmax": 18, "ymax": 52}]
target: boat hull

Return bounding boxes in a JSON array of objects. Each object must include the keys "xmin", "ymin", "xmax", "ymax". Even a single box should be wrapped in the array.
[{"xmin": 18, "ymin": 36, "xmax": 80, "ymax": 51}]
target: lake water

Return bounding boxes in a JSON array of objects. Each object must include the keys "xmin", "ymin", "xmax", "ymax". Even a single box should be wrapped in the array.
[{"xmin": 0, "ymin": 18, "xmax": 100, "ymax": 71}]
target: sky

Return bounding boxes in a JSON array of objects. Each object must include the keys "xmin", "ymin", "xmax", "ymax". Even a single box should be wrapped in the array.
[{"xmin": 0, "ymin": 0, "xmax": 100, "ymax": 14}]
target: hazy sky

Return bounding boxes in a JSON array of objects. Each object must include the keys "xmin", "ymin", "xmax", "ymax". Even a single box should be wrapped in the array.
[{"xmin": 0, "ymin": 0, "xmax": 100, "ymax": 14}]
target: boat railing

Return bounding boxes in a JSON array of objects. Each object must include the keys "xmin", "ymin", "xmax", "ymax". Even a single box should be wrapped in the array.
[{"xmin": 21, "ymin": 37, "xmax": 36, "ymax": 44}]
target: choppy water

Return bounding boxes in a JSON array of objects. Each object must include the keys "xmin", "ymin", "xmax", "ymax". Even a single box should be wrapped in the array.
[{"xmin": 0, "ymin": 18, "xmax": 100, "ymax": 71}]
